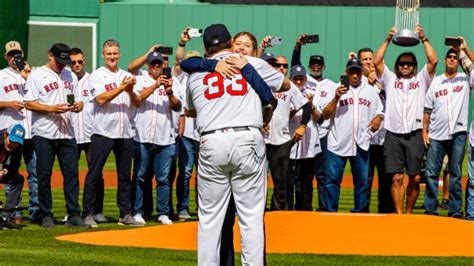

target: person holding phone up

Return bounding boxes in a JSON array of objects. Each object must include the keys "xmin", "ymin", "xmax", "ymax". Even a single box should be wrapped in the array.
[{"xmin": 322, "ymin": 58, "xmax": 384, "ymax": 213}]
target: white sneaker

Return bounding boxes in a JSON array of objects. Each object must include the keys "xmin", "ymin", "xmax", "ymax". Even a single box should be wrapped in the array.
[
  {"xmin": 133, "ymin": 214, "xmax": 146, "ymax": 226},
  {"xmin": 157, "ymin": 215, "xmax": 173, "ymax": 225},
  {"xmin": 61, "ymin": 214, "xmax": 68, "ymax": 223}
]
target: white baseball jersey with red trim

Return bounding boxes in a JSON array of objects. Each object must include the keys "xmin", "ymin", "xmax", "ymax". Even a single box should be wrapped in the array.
[
  {"xmin": 177, "ymin": 72, "xmax": 199, "ymax": 141},
  {"xmin": 327, "ymin": 79, "xmax": 384, "ymax": 157},
  {"xmin": 0, "ymin": 67, "xmax": 32, "ymax": 139},
  {"xmin": 89, "ymin": 67, "xmax": 137, "ymax": 139},
  {"xmin": 264, "ymin": 82, "xmax": 308, "ymax": 146},
  {"xmin": 425, "ymin": 72, "xmax": 470, "ymax": 141},
  {"xmin": 24, "ymin": 66, "xmax": 79, "ymax": 139},
  {"xmin": 469, "ymin": 70, "xmax": 474, "ymax": 147},
  {"xmin": 289, "ymin": 84, "xmax": 321, "ymax": 159},
  {"xmin": 133, "ymin": 72, "xmax": 182, "ymax": 145},
  {"xmin": 186, "ymin": 51, "xmax": 284, "ymax": 134},
  {"xmin": 71, "ymin": 72, "xmax": 93, "ymax": 144},
  {"xmin": 379, "ymin": 65, "xmax": 432, "ymax": 134},
  {"xmin": 308, "ymin": 77, "xmax": 336, "ymax": 138}
]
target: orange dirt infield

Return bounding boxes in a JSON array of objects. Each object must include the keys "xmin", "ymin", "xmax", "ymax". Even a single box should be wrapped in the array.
[
  {"xmin": 57, "ymin": 212, "xmax": 474, "ymax": 256},
  {"xmin": 18, "ymin": 170, "xmax": 470, "ymax": 190}
]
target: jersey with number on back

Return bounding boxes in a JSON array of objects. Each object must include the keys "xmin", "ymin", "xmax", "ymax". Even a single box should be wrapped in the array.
[
  {"xmin": 425, "ymin": 72, "xmax": 470, "ymax": 141},
  {"xmin": 0, "ymin": 67, "xmax": 32, "ymax": 139},
  {"xmin": 379, "ymin": 65, "xmax": 432, "ymax": 134},
  {"xmin": 186, "ymin": 51, "xmax": 284, "ymax": 134},
  {"xmin": 327, "ymin": 79, "xmax": 384, "ymax": 157},
  {"xmin": 133, "ymin": 72, "xmax": 182, "ymax": 145},
  {"xmin": 89, "ymin": 67, "xmax": 137, "ymax": 139},
  {"xmin": 24, "ymin": 66, "xmax": 79, "ymax": 139},
  {"xmin": 71, "ymin": 72, "xmax": 93, "ymax": 144},
  {"xmin": 264, "ymin": 82, "xmax": 308, "ymax": 145}
]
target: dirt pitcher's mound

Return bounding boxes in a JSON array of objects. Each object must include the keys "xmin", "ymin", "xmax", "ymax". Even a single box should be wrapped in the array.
[{"xmin": 57, "ymin": 212, "xmax": 474, "ymax": 256}]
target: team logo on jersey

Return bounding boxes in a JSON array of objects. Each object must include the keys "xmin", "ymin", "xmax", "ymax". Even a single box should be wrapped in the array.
[
  {"xmin": 44, "ymin": 82, "xmax": 59, "ymax": 92},
  {"xmin": 339, "ymin": 97, "xmax": 371, "ymax": 107},
  {"xmin": 274, "ymin": 92, "xmax": 287, "ymax": 101},
  {"xmin": 3, "ymin": 84, "xmax": 18, "ymax": 93},
  {"xmin": 394, "ymin": 80, "xmax": 420, "ymax": 90},
  {"xmin": 435, "ymin": 85, "xmax": 464, "ymax": 98},
  {"xmin": 104, "ymin": 83, "xmax": 117, "ymax": 92}
]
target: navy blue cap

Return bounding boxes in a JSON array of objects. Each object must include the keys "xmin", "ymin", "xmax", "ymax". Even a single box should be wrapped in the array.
[
  {"xmin": 50, "ymin": 43, "xmax": 71, "ymax": 65},
  {"xmin": 203, "ymin": 24, "xmax": 232, "ymax": 48},
  {"xmin": 290, "ymin": 65, "xmax": 306, "ymax": 79},
  {"xmin": 346, "ymin": 58, "xmax": 362, "ymax": 71},
  {"xmin": 260, "ymin": 52, "xmax": 276, "ymax": 63},
  {"xmin": 147, "ymin": 51, "xmax": 164, "ymax": 64},
  {"xmin": 309, "ymin": 55, "xmax": 325, "ymax": 66}
]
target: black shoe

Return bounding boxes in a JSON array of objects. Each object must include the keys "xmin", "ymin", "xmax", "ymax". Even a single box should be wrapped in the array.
[
  {"xmin": 41, "ymin": 216, "xmax": 55, "ymax": 228},
  {"xmin": 439, "ymin": 199, "xmax": 449, "ymax": 210},
  {"xmin": 3, "ymin": 217, "xmax": 23, "ymax": 230},
  {"xmin": 65, "ymin": 215, "xmax": 91, "ymax": 229}
]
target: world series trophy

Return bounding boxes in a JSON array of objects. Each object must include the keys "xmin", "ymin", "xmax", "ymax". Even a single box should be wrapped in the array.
[{"xmin": 393, "ymin": 0, "xmax": 420, "ymax": 46}]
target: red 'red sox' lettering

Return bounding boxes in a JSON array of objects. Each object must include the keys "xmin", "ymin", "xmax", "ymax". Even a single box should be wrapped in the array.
[
  {"xmin": 274, "ymin": 92, "xmax": 287, "ymax": 101},
  {"xmin": 104, "ymin": 83, "xmax": 117, "ymax": 92},
  {"xmin": 3, "ymin": 84, "xmax": 18, "ymax": 93},
  {"xmin": 44, "ymin": 82, "xmax": 59, "ymax": 92}
]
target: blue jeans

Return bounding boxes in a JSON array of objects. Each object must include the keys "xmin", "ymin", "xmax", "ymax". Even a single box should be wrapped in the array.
[
  {"xmin": 466, "ymin": 144, "xmax": 474, "ymax": 221},
  {"xmin": 132, "ymin": 141, "xmax": 176, "ymax": 216},
  {"xmin": 314, "ymin": 136, "xmax": 328, "ymax": 211},
  {"xmin": 424, "ymin": 132, "xmax": 466, "ymax": 216},
  {"xmin": 325, "ymin": 146, "xmax": 369, "ymax": 212},
  {"xmin": 176, "ymin": 137, "xmax": 196, "ymax": 213}
]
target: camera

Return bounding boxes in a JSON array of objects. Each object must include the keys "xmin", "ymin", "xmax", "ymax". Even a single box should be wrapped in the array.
[
  {"xmin": 188, "ymin": 28, "xmax": 203, "ymax": 38},
  {"xmin": 14, "ymin": 54, "xmax": 26, "ymax": 71},
  {"xmin": 268, "ymin": 36, "xmax": 283, "ymax": 47},
  {"xmin": 340, "ymin": 75, "xmax": 349, "ymax": 88},
  {"xmin": 445, "ymin": 37, "xmax": 462, "ymax": 47},
  {"xmin": 163, "ymin": 67, "xmax": 172, "ymax": 79},
  {"xmin": 67, "ymin": 94, "xmax": 75, "ymax": 106},
  {"xmin": 302, "ymin": 34, "xmax": 319, "ymax": 44},
  {"xmin": 156, "ymin": 46, "xmax": 173, "ymax": 55}
]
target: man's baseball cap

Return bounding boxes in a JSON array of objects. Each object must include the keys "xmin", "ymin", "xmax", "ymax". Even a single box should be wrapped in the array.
[
  {"xmin": 7, "ymin": 124, "xmax": 25, "ymax": 145},
  {"xmin": 290, "ymin": 65, "xmax": 306, "ymax": 79},
  {"xmin": 5, "ymin": 41, "xmax": 22, "ymax": 54},
  {"xmin": 346, "ymin": 58, "xmax": 363, "ymax": 71},
  {"xmin": 203, "ymin": 24, "xmax": 232, "ymax": 47},
  {"xmin": 147, "ymin": 51, "xmax": 164, "ymax": 64},
  {"xmin": 184, "ymin": 50, "xmax": 202, "ymax": 60},
  {"xmin": 445, "ymin": 48, "xmax": 458, "ymax": 58},
  {"xmin": 50, "ymin": 43, "xmax": 72, "ymax": 65},
  {"xmin": 309, "ymin": 55, "xmax": 325, "ymax": 66},
  {"xmin": 260, "ymin": 52, "xmax": 276, "ymax": 63}
]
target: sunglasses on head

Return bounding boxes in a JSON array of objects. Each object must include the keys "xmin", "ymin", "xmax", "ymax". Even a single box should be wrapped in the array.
[
  {"xmin": 7, "ymin": 51, "xmax": 22, "ymax": 57},
  {"xmin": 272, "ymin": 63, "xmax": 288, "ymax": 69},
  {"xmin": 71, "ymin": 60, "xmax": 84, "ymax": 65},
  {"xmin": 398, "ymin": 61, "xmax": 414, "ymax": 67}
]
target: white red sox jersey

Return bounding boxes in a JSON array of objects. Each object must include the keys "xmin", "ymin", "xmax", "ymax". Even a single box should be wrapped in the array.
[
  {"xmin": 469, "ymin": 70, "xmax": 474, "ymax": 146},
  {"xmin": 186, "ymin": 51, "xmax": 284, "ymax": 134},
  {"xmin": 89, "ymin": 67, "xmax": 137, "ymax": 139},
  {"xmin": 361, "ymin": 78, "xmax": 386, "ymax": 146},
  {"xmin": 0, "ymin": 67, "xmax": 32, "ymax": 139},
  {"xmin": 379, "ymin": 65, "xmax": 432, "ymax": 134},
  {"xmin": 289, "ymin": 84, "xmax": 321, "ymax": 160},
  {"xmin": 327, "ymin": 79, "xmax": 384, "ymax": 157},
  {"xmin": 425, "ymin": 72, "xmax": 470, "ymax": 141},
  {"xmin": 310, "ymin": 78, "xmax": 336, "ymax": 138},
  {"xmin": 70, "ymin": 72, "xmax": 93, "ymax": 144},
  {"xmin": 264, "ymin": 82, "xmax": 308, "ymax": 145},
  {"xmin": 177, "ymin": 72, "xmax": 199, "ymax": 141},
  {"xmin": 133, "ymin": 72, "xmax": 182, "ymax": 145},
  {"xmin": 24, "ymin": 66, "xmax": 79, "ymax": 139}
]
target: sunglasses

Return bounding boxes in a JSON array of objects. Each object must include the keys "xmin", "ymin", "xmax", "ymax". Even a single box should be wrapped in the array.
[
  {"xmin": 71, "ymin": 60, "xmax": 84, "ymax": 65},
  {"xmin": 150, "ymin": 60, "xmax": 163, "ymax": 66},
  {"xmin": 398, "ymin": 61, "xmax": 414, "ymax": 67},
  {"xmin": 446, "ymin": 55, "xmax": 458, "ymax": 60},
  {"xmin": 7, "ymin": 51, "xmax": 22, "ymax": 57},
  {"xmin": 272, "ymin": 63, "xmax": 288, "ymax": 69},
  {"xmin": 162, "ymin": 56, "xmax": 169, "ymax": 61}
]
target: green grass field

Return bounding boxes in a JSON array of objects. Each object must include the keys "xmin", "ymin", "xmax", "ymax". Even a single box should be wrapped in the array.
[{"xmin": 0, "ymin": 186, "xmax": 472, "ymax": 265}]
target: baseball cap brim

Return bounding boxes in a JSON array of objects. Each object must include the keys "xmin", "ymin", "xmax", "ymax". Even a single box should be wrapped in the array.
[
  {"xmin": 55, "ymin": 56, "xmax": 72, "ymax": 65},
  {"xmin": 347, "ymin": 65, "xmax": 362, "ymax": 71},
  {"xmin": 9, "ymin": 134, "xmax": 23, "ymax": 145}
]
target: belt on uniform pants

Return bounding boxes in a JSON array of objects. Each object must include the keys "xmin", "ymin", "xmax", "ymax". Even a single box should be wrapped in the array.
[{"xmin": 201, "ymin": 126, "xmax": 251, "ymax": 136}]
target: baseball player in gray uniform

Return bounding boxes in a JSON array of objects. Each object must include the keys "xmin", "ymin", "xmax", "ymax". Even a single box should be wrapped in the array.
[
  {"xmin": 185, "ymin": 24, "xmax": 289, "ymax": 265},
  {"xmin": 423, "ymin": 48, "xmax": 471, "ymax": 218}
]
